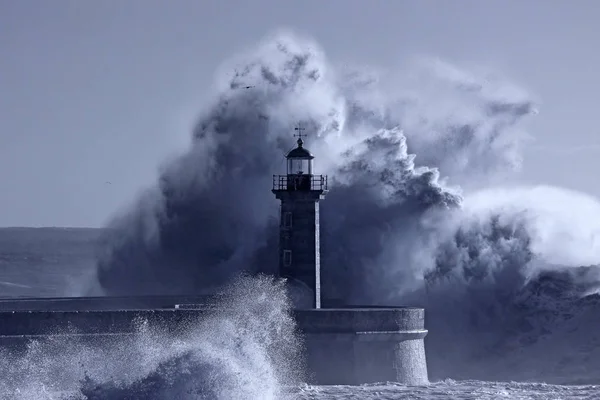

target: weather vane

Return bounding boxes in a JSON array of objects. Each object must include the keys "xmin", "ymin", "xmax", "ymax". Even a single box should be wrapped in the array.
[{"xmin": 293, "ymin": 123, "xmax": 307, "ymax": 145}]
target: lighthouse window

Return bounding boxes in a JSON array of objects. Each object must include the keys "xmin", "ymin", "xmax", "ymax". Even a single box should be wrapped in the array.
[
  {"xmin": 283, "ymin": 212, "xmax": 293, "ymax": 228},
  {"xmin": 283, "ymin": 250, "xmax": 292, "ymax": 267},
  {"xmin": 288, "ymin": 159, "xmax": 312, "ymax": 175}
]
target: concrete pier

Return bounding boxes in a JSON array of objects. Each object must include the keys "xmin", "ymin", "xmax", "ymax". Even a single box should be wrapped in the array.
[
  {"xmin": 297, "ymin": 307, "xmax": 429, "ymax": 385},
  {"xmin": 0, "ymin": 297, "xmax": 428, "ymax": 385}
]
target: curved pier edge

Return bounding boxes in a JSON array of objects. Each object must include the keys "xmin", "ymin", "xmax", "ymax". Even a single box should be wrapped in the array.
[{"xmin": 297, "ymin": 307, "xmax": 429, "ymax": 385}]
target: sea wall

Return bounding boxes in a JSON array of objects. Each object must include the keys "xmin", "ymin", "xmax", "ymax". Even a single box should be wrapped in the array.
[{"xmin": 0, "ymin": 300, "xmax": 428, "ymax": 385}]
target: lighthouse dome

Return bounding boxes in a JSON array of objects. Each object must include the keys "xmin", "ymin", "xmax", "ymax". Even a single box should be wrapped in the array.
[{"xmin": 286, "ymin": 138, "xmax": 314, "ymax": 159}]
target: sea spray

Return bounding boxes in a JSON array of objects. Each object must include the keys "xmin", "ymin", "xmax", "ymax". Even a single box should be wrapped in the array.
[
  {"xmin": 89, "ymin": 30, "xmax": 600, "ymax": 382},
  {"xmin": 416, "ymin": 186, "xmax": 600, "ymax": 380},
  {"xmin": 92, "ymin": 30, "xmax": 534, "ymax": 302},
  {"xmin": 0, "ymin": 275, "xmax": 302, "ymax": 400}
]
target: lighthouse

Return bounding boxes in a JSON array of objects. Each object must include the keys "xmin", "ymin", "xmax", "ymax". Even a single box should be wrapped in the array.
[
  {"xmin": 0, "ymin": 126, "xmax": 430, "ymax": 386},
  {"xmin": 272, "ymin": 126, "xmax": 328, "ymax": 308}
]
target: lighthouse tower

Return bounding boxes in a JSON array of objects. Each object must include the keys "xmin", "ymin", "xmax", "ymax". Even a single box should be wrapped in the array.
[{"xmin": 272, "ymin": 127, "xmax": 328, "ymax": 308}]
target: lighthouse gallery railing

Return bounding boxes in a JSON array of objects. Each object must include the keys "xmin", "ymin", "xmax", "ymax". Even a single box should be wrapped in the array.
[{"xmin": 272, "ymin": 174, "xmax": 328, "ymax": 191}]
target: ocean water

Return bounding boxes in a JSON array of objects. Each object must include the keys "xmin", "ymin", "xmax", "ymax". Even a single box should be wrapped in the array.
[
  {"xmin": 1, "ymin": 228, "xmax": 599, "ymax": 399},
  {"xmin": 294, "ymin": 381, "xmax": 600, "ymax": 399},
  {"xmin": 10, "ymin": 382, "xmax": 600, "ymax": 400}
]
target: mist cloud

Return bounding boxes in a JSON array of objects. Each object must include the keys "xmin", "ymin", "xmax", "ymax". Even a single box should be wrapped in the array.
[{"xmin": 93, "ymin": 31, "xmax": 600, "ymax": 308}]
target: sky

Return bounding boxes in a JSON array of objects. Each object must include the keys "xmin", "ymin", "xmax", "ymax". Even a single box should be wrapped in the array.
[{"xmin": 0, "ymin": 0, "xmax": 599, "ymax": 227}]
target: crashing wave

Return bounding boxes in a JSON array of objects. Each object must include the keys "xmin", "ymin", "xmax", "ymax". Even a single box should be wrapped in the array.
[
  {"xmin": 89, "ymin": 31, "xmax": 600, "ymax": 383},
  {"xmin": 1, "ymin": 276, "xmax": 302, "ymax": 400}
]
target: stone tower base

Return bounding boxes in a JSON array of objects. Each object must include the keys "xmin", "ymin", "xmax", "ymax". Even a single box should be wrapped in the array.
[{"xmin": 296, "ymin": 307, "xmax": 428, "ymax": 385}]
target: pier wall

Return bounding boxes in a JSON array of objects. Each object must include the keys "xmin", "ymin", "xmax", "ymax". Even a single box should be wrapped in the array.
[{"xmin": 0, "ymin": 298, "xmax": 428, "ymax": 385}]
